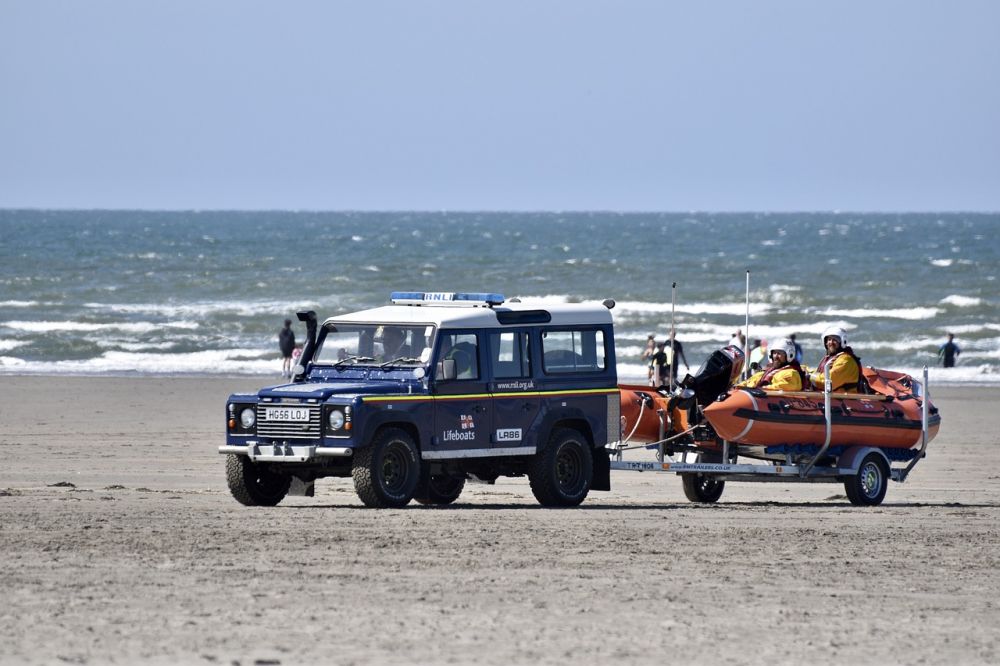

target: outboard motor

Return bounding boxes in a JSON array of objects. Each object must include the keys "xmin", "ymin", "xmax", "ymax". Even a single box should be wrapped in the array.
[
  {"xmin": 682, "ymin": 345, "xmax": 745, "ymax": 405},
  {"xmin": 292, "ymin": 310, "xmax": 317, "ymax": 382}
]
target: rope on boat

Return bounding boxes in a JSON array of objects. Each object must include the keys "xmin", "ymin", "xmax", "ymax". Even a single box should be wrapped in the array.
[
  {"xmin": 620, "ymin": 395, "xmax": 647, "ymax": 445},
  {"xmin": 615, "ymin": 424, "xmax": 702, "ymax": 452}
]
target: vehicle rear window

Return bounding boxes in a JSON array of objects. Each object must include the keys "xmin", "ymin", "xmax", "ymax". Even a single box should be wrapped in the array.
[{"xmin": 541, "ymin": 329, "xmax": 606, "ymax": 374}]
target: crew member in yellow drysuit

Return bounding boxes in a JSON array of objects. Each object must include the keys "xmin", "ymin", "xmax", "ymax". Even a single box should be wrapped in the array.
[
  {"xmin": 808, "ymin": 327, "xmax": 862, "ymax": 393},
  {"xmin": 735, "ymin": 338, "xmax": 804, "ymax": 391}
]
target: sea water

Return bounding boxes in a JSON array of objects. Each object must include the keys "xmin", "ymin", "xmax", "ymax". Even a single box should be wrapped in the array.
[{"xmin": 1, "ymin": 210, "xmax": 997, "ymax": 385}]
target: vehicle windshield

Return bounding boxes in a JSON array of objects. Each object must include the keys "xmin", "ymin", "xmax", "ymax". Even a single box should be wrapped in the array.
[{"xmin": 313, "ymin": 323, "xmax": 436, "ymax": 368}]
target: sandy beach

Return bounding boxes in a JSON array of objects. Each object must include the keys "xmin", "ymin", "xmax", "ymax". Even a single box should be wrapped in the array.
[{"xmin": 1, "ymin": 376, "xmax": 999, "ymax": 665}]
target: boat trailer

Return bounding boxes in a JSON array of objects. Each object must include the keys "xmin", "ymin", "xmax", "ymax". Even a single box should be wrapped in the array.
[{"xmin": 608, "ymin": 366, "xmax": 933, "ymax": 506}]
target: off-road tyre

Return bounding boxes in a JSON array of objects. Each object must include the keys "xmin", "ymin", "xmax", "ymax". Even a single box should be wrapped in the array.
[
  {"xmin": 528, "ymin": 428, "xmax": 593, "ymax": 507},
  {"xmin": 414, "ymin": 466, "xmax": 466, "ymax": 506},
  {"xmin": 225, "ymin": 454, "xmax": 291, "ymax": 506},
  {"xmin": 352, "ymin": 428, "xmax": 420, "ymax": 508},
  {"xmin": 844, "ymin": 452, "xmax": 888, "ymax": 506},
  {"xmin": 680, "ymin": 451, "xmax": 725, "ymax": 503}
]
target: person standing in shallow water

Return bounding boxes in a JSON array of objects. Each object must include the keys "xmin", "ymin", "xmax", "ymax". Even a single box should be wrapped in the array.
[
  {"xmin": 641, "ymin": 334, "xmax": 656, "ymax": 385},
  {"xmin": 790, "ymin": 334, "xmax": 804, "ymax": 364},
  {"xmin": 939, "ymin": 333, "xmax": 961, "ymax": 368},
  {"xmin": 279, "ymin": 319, "xmax": 296, "ymax": 378}
]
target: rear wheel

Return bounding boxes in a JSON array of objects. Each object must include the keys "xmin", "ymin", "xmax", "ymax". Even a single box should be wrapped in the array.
[
  {"xmin": 528, "ymin": 428, "xmax": 593, "ymax": 507},
  {"xmin": 414, "ymin": 466, "xmax": 466, "ymax": 506},
  {"xmin": 680, "ymin": 451, "xmax": 725, "ymax": 503},
  {"xmin": 225, "ymin": 454, "xmax": 291, "ymax": 506},
  {"xmin": 352, "ymin": 428, "xmax": 420, "ymax": 508},
  {"xmin": 844, "ymin": 453, "xmax": 888, "ymax": 506}
]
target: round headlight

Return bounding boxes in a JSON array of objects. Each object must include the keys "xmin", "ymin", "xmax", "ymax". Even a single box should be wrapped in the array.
[
  {"xmin": 328, "ymin": 409, "xmax": 345, "ymax": 430},
  {"xmin": 240, "ymin": 407, "xmax": 256, "ymax": 429}
]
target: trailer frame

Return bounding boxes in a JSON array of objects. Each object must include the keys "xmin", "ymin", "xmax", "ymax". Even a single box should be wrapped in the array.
[{"xmin": 607, "ymin": 366, "xmax": 932, "ymax": 505}]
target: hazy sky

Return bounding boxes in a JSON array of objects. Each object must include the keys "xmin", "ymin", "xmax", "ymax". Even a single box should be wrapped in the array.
[{"xmin": 2, "ymin": 1, "xmax": 998, "ymax": 211}]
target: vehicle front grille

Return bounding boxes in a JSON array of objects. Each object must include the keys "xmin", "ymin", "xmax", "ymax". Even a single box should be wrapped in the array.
[{"xmin": 256, "ymin": 404, "xmax": 322, "ymax": 439}]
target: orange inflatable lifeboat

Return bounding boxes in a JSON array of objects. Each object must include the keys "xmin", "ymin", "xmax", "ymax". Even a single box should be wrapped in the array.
[
  {"xmin": 702, "ymin": 367, "xmax": 940, "ymax": 453},
  {"xmin": 619, "ymin": 384, "xmax": 686, "ymax": 444},
  {"xmin": 619, "ymin": 345, "xmax": 745, "ymax": 445}
]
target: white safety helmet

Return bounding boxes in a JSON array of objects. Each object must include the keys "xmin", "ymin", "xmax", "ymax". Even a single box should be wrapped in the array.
[
  {"xmin": 770, "ymin": 338, "xmax": 797, "ymax": 361},
  {"xmin": 821, "ymin": 326, "xmax": 847, "ymax": 347}
]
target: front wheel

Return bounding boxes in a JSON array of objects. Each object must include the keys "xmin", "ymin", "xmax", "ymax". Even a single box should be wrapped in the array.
[
  {"xmin": 352, "ymin": 428, "xmax": 421, "ymax": 508},
  {"xmin": 844, "ymin": 453, "xmax": 888, "ymax": 506},
  {"xmin": 225, "ymin": 454, "xmax": 291, "ymax": 506},
  {"xmin": 528, "ymin": 428, "xmax": 593, "ymax": 507}
]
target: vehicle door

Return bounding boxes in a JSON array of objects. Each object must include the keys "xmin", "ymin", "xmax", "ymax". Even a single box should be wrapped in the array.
[
  {"xmin": 487, "ymin": 329, "xmax": 539, "ymax": 453},
  {"xmin": 430, "ymin": 331, "xmax": 491, "ymax": 457},
  {"xmin": 534, "ymin": 325, "xmax": 615, "ymax": 449}
]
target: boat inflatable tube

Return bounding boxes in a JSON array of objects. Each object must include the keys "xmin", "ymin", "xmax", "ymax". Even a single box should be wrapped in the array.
[{"xmin": 702, "ymin": 367, "xmax": 940, "ymax": 450}]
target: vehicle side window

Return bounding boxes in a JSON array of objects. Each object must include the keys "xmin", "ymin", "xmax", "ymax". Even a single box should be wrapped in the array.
[
  {"xmin": 438, "ymin": 332, "xmax": 480, "ymax": 380},
  {"xmin": 541, "ymin": 329, "xmax": 606, "ymax": 374},
  {"xmin": 490, "ymin": 331, "xmax": 531, "ymax": 378}
]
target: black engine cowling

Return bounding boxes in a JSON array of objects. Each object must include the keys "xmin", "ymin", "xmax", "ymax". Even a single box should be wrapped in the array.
[{"xmin": 681, "ymin": 345, "xmax": 745, "ymax": 405}]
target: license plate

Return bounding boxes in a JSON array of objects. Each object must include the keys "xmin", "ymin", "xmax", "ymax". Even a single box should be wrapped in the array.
[{"xmin": 265, "ymin": 406, "xmax": 311, "ymax": 422}]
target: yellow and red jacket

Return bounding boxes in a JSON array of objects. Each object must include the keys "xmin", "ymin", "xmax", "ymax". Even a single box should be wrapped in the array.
[
  {"xmin": 737, "ymin": 361, "xmax": 805, "ymax": 391},
  {"xmin": 808, "ymin": 348, "xmax": 861, "ymax": 393}
]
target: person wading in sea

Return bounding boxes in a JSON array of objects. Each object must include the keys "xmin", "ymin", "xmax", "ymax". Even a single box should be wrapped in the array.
[
  {"xmin": 279, "ymin": 319, "xmax": 296, "ymax": 378},
  {"xmin": 938, "ymin": 333, "xmax": 961, "ymax": 368}
]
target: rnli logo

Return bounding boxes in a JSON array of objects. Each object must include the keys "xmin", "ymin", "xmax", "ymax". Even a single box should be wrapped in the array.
[
  {"xmin": 460, "ymin": 414, "xmax": 475, "ymax": 430},
  {"xmin": 496, "ymin": 428, "xmax": 522, "ymax": 442}
]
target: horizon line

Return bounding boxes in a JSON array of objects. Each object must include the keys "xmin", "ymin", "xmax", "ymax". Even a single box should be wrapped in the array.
[{"xmin": 2, "ymin": 207, "xmax": 999, "ymax": 215}]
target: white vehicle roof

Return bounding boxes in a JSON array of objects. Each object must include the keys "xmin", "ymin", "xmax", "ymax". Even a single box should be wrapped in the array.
[{"xmin": 323, "ymin": 300, "xmax": 613, "ymax": 329}]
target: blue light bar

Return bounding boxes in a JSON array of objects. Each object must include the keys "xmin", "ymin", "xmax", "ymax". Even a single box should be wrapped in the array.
[{"xmin": 390, "ymin": 291, "xmax": 505, "ymax": 307}]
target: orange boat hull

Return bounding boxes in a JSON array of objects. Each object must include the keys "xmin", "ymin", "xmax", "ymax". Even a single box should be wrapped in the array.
[
  {"xmin": 702, "ymin": 368, "xmax": 940, "ymax": 449},
  {"xmin": 619, "ymin": 384, "xmax": 689, "ymax": 444}
]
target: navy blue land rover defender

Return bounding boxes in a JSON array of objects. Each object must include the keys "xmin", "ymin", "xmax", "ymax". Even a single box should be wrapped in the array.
[{"xmin": 221, "ymin": 292, "xmax": 619, "ymax": 508}]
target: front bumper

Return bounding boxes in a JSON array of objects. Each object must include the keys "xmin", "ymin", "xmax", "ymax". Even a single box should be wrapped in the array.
[{"xmin": 219, "ymin": 442, "xmax": 353, "ymax": 462}]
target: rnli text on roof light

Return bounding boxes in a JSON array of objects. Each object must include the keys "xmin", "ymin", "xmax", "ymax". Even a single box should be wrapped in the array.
[{"xmin": 389, "ymin": 292, "xmax": 505, "ymax": 307}]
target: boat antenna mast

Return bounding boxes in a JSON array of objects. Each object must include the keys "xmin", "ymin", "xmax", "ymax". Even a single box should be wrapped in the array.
[
  {"xmin": 669, "ymin": 281, "xmax": 677, "ymax": 392},
  {"xmin": 744, "ymin": 269, "xmax": 751, "ymax": 380}
]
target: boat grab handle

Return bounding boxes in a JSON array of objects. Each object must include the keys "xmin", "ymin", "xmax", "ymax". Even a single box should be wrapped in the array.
[
  {"xmin": 898, "ymin": 366, "xmax": 930, "ymax": 483},
  {"xmin": 764, "ymin": 389, "xmax": 892, "ymax": 402},
  {"xmin": 800, "ymin": 365, "xmax": 833, "ymax": 478}
]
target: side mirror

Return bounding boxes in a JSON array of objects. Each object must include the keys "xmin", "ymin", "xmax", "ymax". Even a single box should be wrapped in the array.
[{"xmin": 437, "ymin": 358, "xmax": 457, "ymax": 381}]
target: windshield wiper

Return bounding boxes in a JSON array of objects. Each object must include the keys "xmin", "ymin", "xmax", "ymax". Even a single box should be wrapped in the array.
[
  {"xmin": 379, "ymin": 356, "xmax": 423, "ymax": 368},
  {"xmin": 334, "ymin": 355, "xmax": 375, "ymax": 369}
]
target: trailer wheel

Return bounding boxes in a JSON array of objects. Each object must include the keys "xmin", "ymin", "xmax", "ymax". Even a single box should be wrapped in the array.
[
  {"xmin": 414, "ymin": 466, "xmax": 465, "ymax": 506},
  {"xmin": 225, "ymin": 454, "xmax": 291, "ymax": 506},
  {"xmin": 352, "ymin": 428, "xmax": 420, "ymax": 508},
  {"xmin": 529, "ymin": 428, "xmax": 593, "ymax": 507},
  {"xmin": 680, "ymin": 452, "xmax": 725, "ymax": 503},
  {"xmin": 844, "ymin": 452, "xmax": 888, "ymax": 506},
  {"xmin": 681, "ymin": 473, "xmax": 725, "ymax": 503}
]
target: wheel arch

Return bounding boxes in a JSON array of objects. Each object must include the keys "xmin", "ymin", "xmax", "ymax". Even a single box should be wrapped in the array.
[
  {"xmin": 545, "ymin": 417, "xmax": 594, "ymax": 448},
  {"xmin": 359, "ymin": 413, "xmax": 423, "ymax": 452},
  {"xmin": 837, "ymin": 446, "xmax": 890, "ymax": 474},
  {"xmin": 371, "ymin": 420, "xmax": 422, "ymax": 453}
]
